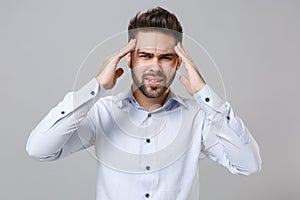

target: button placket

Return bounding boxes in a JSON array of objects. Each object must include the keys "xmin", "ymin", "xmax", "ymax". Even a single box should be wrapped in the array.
[{"xmin": 145, "ymin": 112, "xmax": 152, "ymax": 145}]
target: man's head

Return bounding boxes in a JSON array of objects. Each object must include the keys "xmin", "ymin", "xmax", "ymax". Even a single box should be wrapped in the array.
[{"xmin": 126, "ymin": 7, "xmax": 183, "ymax": 98}]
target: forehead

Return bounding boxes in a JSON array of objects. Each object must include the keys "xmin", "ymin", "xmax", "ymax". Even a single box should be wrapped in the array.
[{"xmin": 135, "ymin": 31, "xmax": 177, "ymax": 53}]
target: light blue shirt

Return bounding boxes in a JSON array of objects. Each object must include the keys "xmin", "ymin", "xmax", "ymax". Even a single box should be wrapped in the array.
[{"xmin": 26, "ymin": 78, "xmax": 262, "ymax": 200}]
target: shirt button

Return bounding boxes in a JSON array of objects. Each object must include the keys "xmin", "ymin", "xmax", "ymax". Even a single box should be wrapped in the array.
[
  {"xmin": 61, "ymin": 111, "xmax": 65, "ymax": 115},
  {"xmin": 145, "ymin": 193, "xmax": 150, "ymax": 198},
  {"xmin": 146, "ymin": 138, "xmax": 151, "ymax": 143},
  {"xmin": 90, "ymin": 91, "xmax": 95, "ymax": 95},
  {"xmin": 146, "ymin": 166, "xmax": 151, "ymax": 171},
  {"xmin": 205, "ymin": 97, "xmax": 210, "ymax": 102},
  {"xmin": 226, "ymin": 116, "xmax": 230, "ymax": 120},
  {"xmin": 147, "ymin": 113, "xmax": 152, "ymax": 118}
]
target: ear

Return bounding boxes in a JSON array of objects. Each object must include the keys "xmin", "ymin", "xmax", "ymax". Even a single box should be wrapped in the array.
[
  {"xmin": 126, "ymin": 52, "xmax": 132, "ymax": 68},
  {"xmin": 176, "ymin": 57, "xmax": 182, "ymax": 71}
]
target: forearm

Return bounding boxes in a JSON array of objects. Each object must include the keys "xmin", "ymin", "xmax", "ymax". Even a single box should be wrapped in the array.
[
  {"xmin": 219, "ymin": 132, "xmax": 262, "ymax": 175},
  {"xmin": 26, "ymin": 78, "xmax": 105, "ymax": 160},
  {"xmin": 206, "ymin": 110, "xmax": 262, "ymax": 175},
  {"xmin": 194, "ymin": 85, "xmax": 262, "ymax": 175}
]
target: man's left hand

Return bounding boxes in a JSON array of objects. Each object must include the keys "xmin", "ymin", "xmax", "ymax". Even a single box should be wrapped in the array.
[{"xmin": 174, "ymin": 42, "xmax": 206, "ymax": 95}]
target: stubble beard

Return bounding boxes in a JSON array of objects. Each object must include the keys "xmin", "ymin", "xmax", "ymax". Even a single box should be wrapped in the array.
[{"xmin": 131, "ymin": 70, "xmax": 176, "ymax": 98}]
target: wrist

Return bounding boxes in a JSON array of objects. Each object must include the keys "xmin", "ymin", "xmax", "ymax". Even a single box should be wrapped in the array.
[{"xmin": 193, "ymin": 82, "xmax": 206, "ymax": 95}]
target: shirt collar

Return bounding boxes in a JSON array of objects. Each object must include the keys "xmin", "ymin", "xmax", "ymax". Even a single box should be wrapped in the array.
[{"xmin": 114, "ymin": 85, "xmax": 187, "ymax": 109}]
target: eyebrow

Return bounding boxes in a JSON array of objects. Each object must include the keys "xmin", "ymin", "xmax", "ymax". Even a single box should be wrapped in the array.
[{"xmin": 137, "ymin": 51, "xmax": 177, "ymax": 57}]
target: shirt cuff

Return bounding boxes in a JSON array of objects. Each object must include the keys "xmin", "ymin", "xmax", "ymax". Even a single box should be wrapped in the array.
[
  {"xmin": 193, "ymin": 84, "xmax": 226, "ymax": 114},
  {"xmin": 35, "ymin": 77, "xmax": 106, "ymax": 133},
  {"xmin": 72, "ymin": 77, "xmax": 106, "ymax": 112}
]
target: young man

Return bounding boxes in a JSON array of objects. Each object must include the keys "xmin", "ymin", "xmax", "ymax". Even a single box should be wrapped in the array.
[{"xmin": 26, "ymin": 7, "xmax": 262, "ymax": 200}]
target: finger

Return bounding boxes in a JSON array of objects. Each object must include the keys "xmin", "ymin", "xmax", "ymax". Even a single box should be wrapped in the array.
[
  {"xmin": 174, "ymin": 45, "xmax": 185, "ymax": 61},
  {"xmin": 175, "ymin": 43, "xmax": 188, "ymax": 62},
  {"xmin": 175, "ymin": 42, "xmax": 186, "ymax": 56},
  {"xmin": 174, "ymin": 45, "xmax": 193, "ymax": 70},
  {"xmin": 106, "ymin": 39, "xmax": 136, "ymax": 69},
  {"xmin": 116, "ymin": 39, "xmax": 136, "ymax": 59},
  {"xmin": 175, "ymin": 42, "xmax": 193, "ymax": 63},
  {"xmin": 179, "ymin": 74, "xmax": 189, "ymax": 86},
  {"xmin": 177, "ymin": 42, "xmax": 190, "ymax": 57},
  {"xmin": 175, "ymin": 44, "xmax": 198, "ymax": 75}
]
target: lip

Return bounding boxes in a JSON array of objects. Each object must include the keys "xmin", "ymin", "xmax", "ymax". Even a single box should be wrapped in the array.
[
  {"xmin": 144, "ymin": 76, "xmax": 164, "ymax": 86},
  {"xmin": 144, "ymin": 76, "xmax": 163, "ymax": 82}
]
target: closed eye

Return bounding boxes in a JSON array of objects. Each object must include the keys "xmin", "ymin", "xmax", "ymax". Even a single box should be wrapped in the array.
[
  {"xmin": 160, "ymin": 56, "xmax": 172, "ymax": 60},
  {"xmin": 139, "ymin": 54, "xmax": 151, "ymax": 58},
  {"xmin": 138, "ymin": 53, "xmax": 153, "ymax": 59}
]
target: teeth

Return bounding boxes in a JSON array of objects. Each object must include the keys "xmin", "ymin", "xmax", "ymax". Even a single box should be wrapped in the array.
[{"xmin": 149, "ymin": 80, "xmax": 159, "ymax": 82}]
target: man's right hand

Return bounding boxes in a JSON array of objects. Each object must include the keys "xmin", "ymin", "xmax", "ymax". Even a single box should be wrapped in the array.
[{"xmin": 96, "ymin": 39, "xmax": 136, "ymax": 90}]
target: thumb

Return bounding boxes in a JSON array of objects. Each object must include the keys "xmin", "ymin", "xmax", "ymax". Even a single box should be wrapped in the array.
[
  {"xmin": 179, "ymin": 74, "xmax": 194, "ymax": 96},
  {"xmin": 179, "ymin": 74, "xmax": 189, "ymax": 87}
]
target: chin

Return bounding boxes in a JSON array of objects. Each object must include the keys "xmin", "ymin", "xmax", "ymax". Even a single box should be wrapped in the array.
[{"xmin": 142, "ymin": 85, "xmax": 168, "ymax": 98}]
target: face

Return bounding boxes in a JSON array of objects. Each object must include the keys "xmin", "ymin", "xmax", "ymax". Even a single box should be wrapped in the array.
[{"xmin": 127, "ymin": 31, "xmax": 181, "ymax": 98}]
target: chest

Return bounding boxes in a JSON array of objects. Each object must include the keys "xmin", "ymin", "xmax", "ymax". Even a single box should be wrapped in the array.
[{"xmin": 93, "ymin": 103, "xmax": 204, "ymax": 173}]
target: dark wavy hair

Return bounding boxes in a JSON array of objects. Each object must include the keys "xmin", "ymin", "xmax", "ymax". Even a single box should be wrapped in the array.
[{"xmin": 128, "ymin": 7, "xmax": 183, "ymax": 43}]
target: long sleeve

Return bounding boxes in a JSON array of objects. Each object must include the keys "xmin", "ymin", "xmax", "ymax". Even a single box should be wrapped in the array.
[
  {"xmin": 194, "ymin": 84, "xmax": 262, "ymax": 176},
  {"xmin": 26, "ymin": 78, "xmax": 106, "ymax": 161}
]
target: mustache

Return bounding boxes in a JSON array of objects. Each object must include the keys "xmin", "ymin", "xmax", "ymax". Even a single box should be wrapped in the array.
[{"xmin": 142, "ymin": 72, "xmax": 166, "ymax": 80}]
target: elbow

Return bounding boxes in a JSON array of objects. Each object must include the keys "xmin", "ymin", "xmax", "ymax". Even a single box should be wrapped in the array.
[
  {"xmin": 26, "ymin": 143, "xmax": 61, "ymax": 162},
  {"xmin": 26, "ymin": 144, "xmax": 46, "ymax": 161},
  {"xmin": 241, "ymin": 138, "xmax": 263, "ymax": 176},
  {"xmin": 26, "ymin": 130, "xmax": 63, "ymax": 161},
  {"xmin": 247, "ymin": 147, "xmax": 263, "ymax": 175},
  {"xmin": 26, "ymin": 140, "xmax": 40, "ymax": 160},
  {"xmin": 250, "ymin": 158, "xmax": 263, "ymax": 175},
  {"xmin": 242, "ymin": 157, "xmax": 263, "ymax": 176},
  {"xmin": 244, "ymin": 164, "xmax": 262, "ymax": 176},
  {"xmin": 229, "ymin": 154, "xmax": 263, "ymax": 176},
  {"xmin": 26, "ymin": 149, "xmax": 41, "ymax": 161}
]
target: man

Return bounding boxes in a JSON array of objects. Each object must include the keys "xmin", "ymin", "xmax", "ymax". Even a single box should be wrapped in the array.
[{"xmin": 26, "ymin": 7, "xmax": 262, "ymax": 200}]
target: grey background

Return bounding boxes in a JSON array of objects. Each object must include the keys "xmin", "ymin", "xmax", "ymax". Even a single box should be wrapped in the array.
[{"xmin": 1, "ymin": 0, "xmax": 299, "ymax": 199}]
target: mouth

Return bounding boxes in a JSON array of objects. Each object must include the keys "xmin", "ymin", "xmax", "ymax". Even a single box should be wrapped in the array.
[{"xmin": 144, "ymin": 76, "xmax": 164, "ymax": 87}]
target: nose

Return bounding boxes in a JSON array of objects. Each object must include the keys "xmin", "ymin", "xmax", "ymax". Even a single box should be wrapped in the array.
[
  {"xmin": 149, "ymin": 58, "xmax": 162, "ymax": 72},
  {"xmin": 150, "ymin": 56, "xmax": 159, "ymax": 64}
]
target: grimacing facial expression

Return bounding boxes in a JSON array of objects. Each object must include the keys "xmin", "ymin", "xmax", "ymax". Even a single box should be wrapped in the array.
[{"xmin": 127, "ymin": 31, "xmax": 181, "ymax": 98}]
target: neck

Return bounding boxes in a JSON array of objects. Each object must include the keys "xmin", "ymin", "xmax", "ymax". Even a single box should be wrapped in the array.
[{"xmin": 132, "ymin": 84, "xmax": 169, "ymax": 112}]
